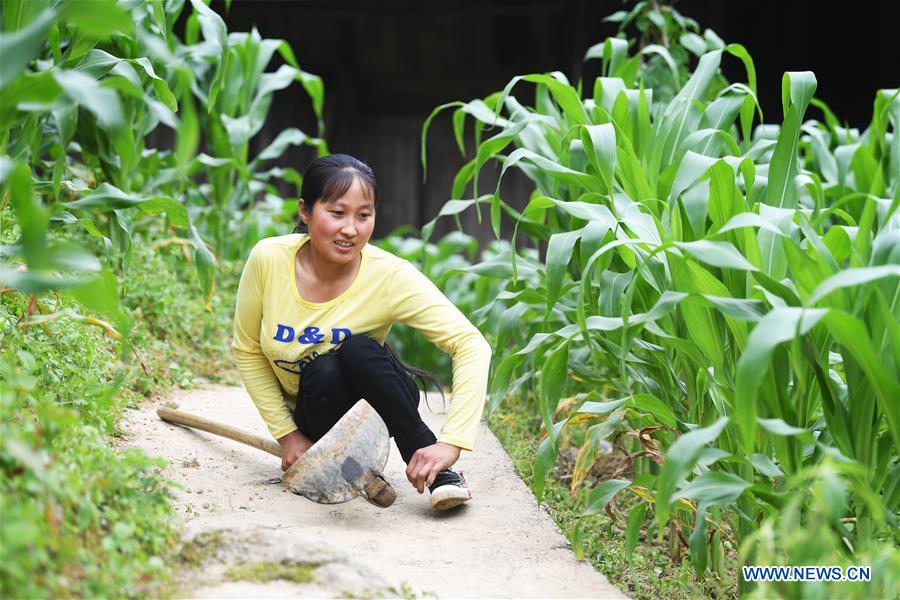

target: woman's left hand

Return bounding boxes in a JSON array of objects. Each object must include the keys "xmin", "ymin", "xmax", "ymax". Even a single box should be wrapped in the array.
[{"xmin": 406, "ymin": 442, "xmax": 461, "ymax": 493}]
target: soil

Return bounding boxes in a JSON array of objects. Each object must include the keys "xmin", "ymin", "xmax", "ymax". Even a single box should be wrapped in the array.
[{"xmin": 121, "ymin": 384, "xmax": 628, "ymax": 599}]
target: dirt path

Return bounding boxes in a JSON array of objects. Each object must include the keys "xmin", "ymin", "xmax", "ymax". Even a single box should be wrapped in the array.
[{"xmin": 123, "ymin": 384, "xmax": 627, "ymax": 599}]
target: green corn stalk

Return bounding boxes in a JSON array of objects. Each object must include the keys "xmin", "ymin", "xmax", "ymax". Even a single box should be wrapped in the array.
[
  {"xmin": 422, "ymin": 21, "xmax": 899, "ymax": 587},
  {"xmin": 1, "ymin": 0, "xmax": 324, "ymax": 314},
  {"xmin": 176, "ymin": 0, "xmax": 328, "ymax": 260}
]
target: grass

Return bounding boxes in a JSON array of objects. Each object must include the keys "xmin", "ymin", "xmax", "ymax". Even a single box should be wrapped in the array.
[
  {"xmin": 174, "ymin": 530, "xmax": 226, "ymax": 570},
  {"xmin": 488, "ymin": 398, "xmax": 737, "ymax": 600},
  {"xmin": 224, "ymin": 560, "xmax": 320, "ymax": 584},
  {"xmin": 0, "ymin": 231, "xmax": 242, "ymax": 598}
]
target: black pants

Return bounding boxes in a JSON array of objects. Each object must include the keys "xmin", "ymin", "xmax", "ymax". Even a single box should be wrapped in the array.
[{"xmin": 293, "ymin": 335, "xmax": 438, "ymax": 464}]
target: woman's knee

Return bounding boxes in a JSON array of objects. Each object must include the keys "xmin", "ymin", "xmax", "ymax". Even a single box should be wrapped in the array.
[
  {"xmin": 338, "ymin": 335, "xmax": 419, "ymax": 405},
  {"xmin": 338, "ymin": 335, "xmax": 385, "ymax": 370},
  {"xmin": 300, "ymin": 353, "xmax": 346, "ymax": 399}
]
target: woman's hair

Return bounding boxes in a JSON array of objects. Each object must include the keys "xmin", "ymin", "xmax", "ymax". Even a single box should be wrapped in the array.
[
  {"xmin": 293, "ymin": 154, "xmax": 378, "ymax": 234},
  {"xmin": 293, "ymin": 153, "xmax": 447, "ymax": 411}
]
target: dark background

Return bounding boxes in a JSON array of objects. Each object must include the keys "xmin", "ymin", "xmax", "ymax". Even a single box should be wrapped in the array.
[{"xmin": 206, "ymin": 0, "xmax": 898, "ymax": 241}]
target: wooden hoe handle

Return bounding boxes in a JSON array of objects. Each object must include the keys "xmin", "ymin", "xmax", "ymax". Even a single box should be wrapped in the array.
[{"xmin": 157, "ymin": 406, "xmax": 283, "ymax": 458}]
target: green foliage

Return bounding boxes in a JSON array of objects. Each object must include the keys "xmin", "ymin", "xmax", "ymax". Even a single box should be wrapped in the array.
[
  {"xmin": 423, "ymin": 13, "xmax": 900, "ymax": 596},
  {"xmin": 224, "ymin": 560, "xmax": 320, "ymax": 584},
  {"xmin": 0, "ymin": 232, "xmax": 238, "ymax": 597},
  {"xmin": 0, "ymin": 2, "xmax": 323, "ymax": 593},
  {"xmin": 592, "ymin": 0, "xmax": 720, "ymax": 105},
  {"xmin": 488, "ymin": 398, "xmax": 736, "ymax": 600},
  {"xmin": 1, "ymin": 0, "xmax": 323, "ymax": 309},
  {"xmin": 0, "ymin": 292, "xmax": 170, "ymax": 597},
  {"xmin": 0, "ymin": 0, "xmax": 323, "ymax": 596},
  {"xmin": 118, "ymin": 239, "xmax": 241, "ymax": 396},
  {"xmin": 0, "ymin": 406, "xmax": 173, "ymax": 597},
  {"xmin": 742, "ymin": 461, "xmax": 900, "ymax": 599}
]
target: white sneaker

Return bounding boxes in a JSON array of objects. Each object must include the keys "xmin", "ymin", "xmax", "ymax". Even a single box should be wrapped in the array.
[{"xmin": 429, "ymin": 469, "xmax": 472, "ymax": 510}]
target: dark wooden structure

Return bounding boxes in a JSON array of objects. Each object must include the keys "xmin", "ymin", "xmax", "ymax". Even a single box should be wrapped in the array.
[{"xmin": 212, "ymin": 0, "xmax": 896, "ymax": 242}]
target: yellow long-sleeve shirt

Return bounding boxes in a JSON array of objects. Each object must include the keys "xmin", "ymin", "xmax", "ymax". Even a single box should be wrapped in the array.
[{"xmin": 231, "ymin": 233, "xmax": 492, "ymax": 450}]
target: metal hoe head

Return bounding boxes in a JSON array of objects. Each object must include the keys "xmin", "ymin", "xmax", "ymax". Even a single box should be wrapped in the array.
[{"xmin": 282, "ymin": 399, "xmax": 395, "ymax": 507}]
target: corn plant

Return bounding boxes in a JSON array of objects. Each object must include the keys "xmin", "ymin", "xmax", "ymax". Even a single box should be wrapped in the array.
[
  {"xmin": 1, "ymin": 0, "xmax": 324, "ymax": 317},
  {"xmin": 172, "ymin": 0, "xmax": 327, "ymax": 260},
  {"xmin": 600, "ymin": 0, "xmax": 713, "ymax": 104},
  {"xmin": 423, "ymin": 26, "xmax": 899, "ymax": 593},
  {"xmin": 1, "ymin": 2, "xmax": 325, "ymax": 593}
]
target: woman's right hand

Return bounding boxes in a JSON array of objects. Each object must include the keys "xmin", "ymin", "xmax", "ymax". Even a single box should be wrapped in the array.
[{"xmin": 277, "ymin": 430, "xmax": 313, "ymax": 471}]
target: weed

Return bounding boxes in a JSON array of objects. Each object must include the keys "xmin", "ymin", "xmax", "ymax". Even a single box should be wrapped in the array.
[
  {"xmin": 176, "ymin": 530, "xmax": 225, "ymax": 569},
  {"xmin": 224, "ymin": 560, "xmax": 320, "ymax": 584},
  {"xmin": 488, "ymin": 400, "xmax": 736, "ymax": 600},
  {"xmin": 0, "ymin": 241, "xmax": 240, "ymax": 597}
]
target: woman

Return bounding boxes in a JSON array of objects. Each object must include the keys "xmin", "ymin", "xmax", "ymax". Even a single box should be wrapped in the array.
[{"xmin": 232, "ymin": 154, "xmax": 492, "ymax": 510}]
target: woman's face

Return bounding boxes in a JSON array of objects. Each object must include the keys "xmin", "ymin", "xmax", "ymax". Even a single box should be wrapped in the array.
[{"xmin": 299, "ymin": 176, "xmax": 376, "ymax": 267}]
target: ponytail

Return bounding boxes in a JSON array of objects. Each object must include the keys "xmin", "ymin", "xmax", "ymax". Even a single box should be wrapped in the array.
[{"xmin": 383, "ymin": 341, "xmax": 447, "ymax": 414}]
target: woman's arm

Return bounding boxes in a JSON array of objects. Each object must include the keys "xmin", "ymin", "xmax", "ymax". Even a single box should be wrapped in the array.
[
  {"xmin": 389, "ymin": 261, "xmax": 493, "ymax": 451},
  {"xmin": 233, "ymin": 245, "xmax": 301, "ymax": 443}
]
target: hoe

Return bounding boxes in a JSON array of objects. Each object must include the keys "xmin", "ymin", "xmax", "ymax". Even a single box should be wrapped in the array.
[{"xmin": 157, "ymin": 399, "xmax": 396, "ymax": 508}]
